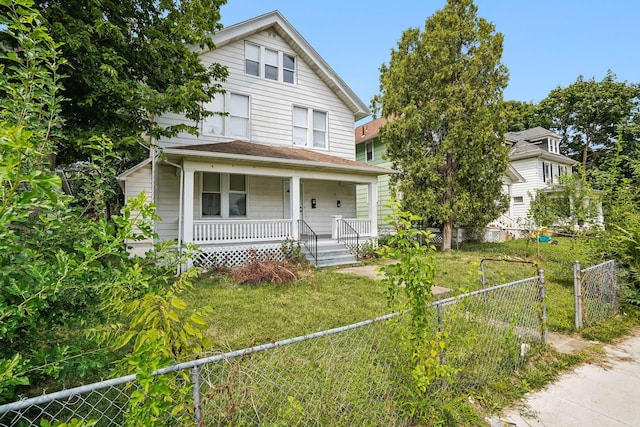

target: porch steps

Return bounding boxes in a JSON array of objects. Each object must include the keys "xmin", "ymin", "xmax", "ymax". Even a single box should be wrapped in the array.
[{"xmin": 303, "ymin": 239, "xmax": 358, "ymax": 267}]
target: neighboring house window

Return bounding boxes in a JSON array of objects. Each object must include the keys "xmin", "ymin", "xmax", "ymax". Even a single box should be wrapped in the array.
[
  {"xmin": 292, "ymin": 106, "xmax": 327, "ymax": 149},
  {"xmin": 202, "ymin": 93, "xmax": 250, "ymax": 139},
  {"xmin": 365, "ymin": 141, "xmax": 374, "ymax": 162},
  {"xmin": 513, "ymin": 196, "xmax": 524, "ymax": 204},
  {"xmin": 245, "ymin": 41, "xmax": 296, "ymax": 84},
  {"xmin": 202, "ymin": 172, "xmax": 221, "ymax": 216},
  {"xmin": 229, "ymin": 174, "xmax": 247, "ymax": 217},
  {"xmin": 201, "ymin": 173, "xmax": 247, "ymax": 217},
  {"xmin": 548, "ymin": 138, "xmax": 560, "ymax": 154},
  {"xmin": 543, "ymin": 161, "xmax": 553, "ymax": 184}
]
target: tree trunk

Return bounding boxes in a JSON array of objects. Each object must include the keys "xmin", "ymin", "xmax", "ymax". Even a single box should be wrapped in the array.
[{"xmin": 441, "ymin": 217, "xmax": 453, "ymax": 251}]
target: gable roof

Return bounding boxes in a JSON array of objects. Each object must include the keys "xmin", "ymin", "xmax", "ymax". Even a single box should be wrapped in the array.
[
  {"xmin": 164, "ymin": 140, "xmax": 392, "ymax": 176},
  {"xmin": 211, "ymin": 11, "xmax": 369, "ymax": 121}
]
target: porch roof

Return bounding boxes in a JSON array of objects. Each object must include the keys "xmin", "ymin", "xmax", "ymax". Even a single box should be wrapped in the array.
[{"xmin": 164, "ymin": 141, "xmax": 394, "ymax": 175}]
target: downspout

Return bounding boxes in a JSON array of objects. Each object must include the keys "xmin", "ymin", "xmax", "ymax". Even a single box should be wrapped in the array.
[{"xmin": 164, "ymin": 160, "xmax": 184, "ymax": 275}]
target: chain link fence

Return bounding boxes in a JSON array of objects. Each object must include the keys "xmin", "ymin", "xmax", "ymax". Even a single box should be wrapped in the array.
[
  {"xmin": 0, "ymin": 273, "xmax": 546, "ymax": 426},
  {"xmin": 574, "ymin": 260, "xmax": 620, "ymax": 328}
]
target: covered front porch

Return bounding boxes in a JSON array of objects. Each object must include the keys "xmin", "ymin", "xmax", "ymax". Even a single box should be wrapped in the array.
[{"xmin": 158, "ymin": 147, "xmax": 387, "ymax": 267}]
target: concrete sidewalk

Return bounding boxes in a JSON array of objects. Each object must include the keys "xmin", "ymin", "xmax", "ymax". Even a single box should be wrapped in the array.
[{"xmin": 496, "ymin": 329, "xmax": 640, "ymax": 427}]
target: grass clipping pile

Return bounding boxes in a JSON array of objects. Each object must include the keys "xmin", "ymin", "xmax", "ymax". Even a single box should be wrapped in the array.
[{"xmin": 231, "ymin": 249, "xmax": 299, "ymax": 284}]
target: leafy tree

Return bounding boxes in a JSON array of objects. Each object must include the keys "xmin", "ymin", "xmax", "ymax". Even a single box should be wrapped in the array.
[
  {"xmin": 527, "ymin": 168, "xmax": 601, "ymax": 233},
  {"xmin": 35, "ymin": 0, "xmax": 229, "ymax": 155},
  {"xmin": 372, "ymin": 0, "xmax": 510, "ymax": 250},
  {"xmin": 538, "ymin": 71, "xmax": 640, "ymax": 170},
  {"xmin": 0, "ymin": 1, "xmax": 212, "ymax": 404},
  {"xmin": 504, "ymin": 99, "xmax": 548, "ymax": 132},
  {"xmin": 1, "ymin": 0, "xmax": 230, "ymax": 215}
]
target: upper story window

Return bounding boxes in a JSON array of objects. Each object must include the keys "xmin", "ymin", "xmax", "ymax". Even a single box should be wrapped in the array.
[
  {"xmin": 547, "ymin": 138, "xmax": 560, "ymax": 154},
  {"xmin": 293, "ymin": 106, "xmax": 327, "ymax": 149},
  {"xmin": 202, "ymin": 92, "xmax": 250, "ymax": 139},
  {"xmin": 245, "ymin": 41, "xmax": 296, "ymax": 84},
  {"xmin": 365, "ymin": 141, "xmax": 374, "ymax": 162}
]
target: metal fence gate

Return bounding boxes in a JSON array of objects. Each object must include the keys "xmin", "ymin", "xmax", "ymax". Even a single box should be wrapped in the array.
[{"xmin": 573, "ymin": 260, "xmax": 620, "ymax": 328}]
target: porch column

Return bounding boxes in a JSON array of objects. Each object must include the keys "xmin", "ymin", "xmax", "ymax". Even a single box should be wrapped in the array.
[
  {"xmin": 291, "ymin": 176, "xmax": 300, "ymax": 239},
  {"xmin": 368, "ymin": 180, "xmax": 378, "ymax": 237},
  {"xmin": 183, "ymin": 168, "xmax": 194, "ymax": 244}
]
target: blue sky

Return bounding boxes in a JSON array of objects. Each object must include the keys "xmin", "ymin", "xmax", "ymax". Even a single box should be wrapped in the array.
[{"xmin": 220, "ymin": 1, "xmax": 639, "ymax": 121}]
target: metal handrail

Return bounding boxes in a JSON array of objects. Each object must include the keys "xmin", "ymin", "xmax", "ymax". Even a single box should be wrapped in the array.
[
  {"xmin": 297, "ymin": 219, "xmax": 318, "ymax": 263},
  {"xmin": 337, "ymin": 219, "xmax": 360, "ymax": 258}
]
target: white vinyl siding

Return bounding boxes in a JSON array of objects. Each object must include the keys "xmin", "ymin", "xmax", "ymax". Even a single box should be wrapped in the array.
[
  {"xmin": 155, "ymin": 29, "xmax": 356, "ymax": 160},
  {"xmin": 301, "ymin": 180, "xmax": 356, "ymax": 235},
  {"xmin": 156, "ymin": 164, "xmax": 180, "ymax": 242}
]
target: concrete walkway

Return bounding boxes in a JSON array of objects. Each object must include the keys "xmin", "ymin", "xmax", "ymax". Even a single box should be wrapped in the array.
[{"xmin": 495, "ymin": 329, "xmax": 640, "ymax": 427}]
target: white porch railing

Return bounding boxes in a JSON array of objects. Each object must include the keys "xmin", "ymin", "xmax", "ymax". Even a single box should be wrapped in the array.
[
  {"xmin": 342, "ymin": 218, "xmax": 372, "ymax": 236},
  {"xmin": 193, "ymin": 219, "xmax": 293, "ymax": 244},
  {"xmin": 488, "ymin": 213, "xmax": 518, "ymax": 229}
]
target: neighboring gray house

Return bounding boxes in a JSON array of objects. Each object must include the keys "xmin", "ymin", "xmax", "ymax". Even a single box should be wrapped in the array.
[{"xmin": 118, "ymin": 11, "xmax": 390, "ymax": 267}]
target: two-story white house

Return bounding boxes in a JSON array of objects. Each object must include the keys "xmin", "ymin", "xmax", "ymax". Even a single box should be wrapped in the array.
[
  {"xmin": 501, "ymin": 126, "xmax": 577, "ymax": 224},
  {"xmin": 118, "ymin": 11, "xmax": 389, "ymax": 267}
]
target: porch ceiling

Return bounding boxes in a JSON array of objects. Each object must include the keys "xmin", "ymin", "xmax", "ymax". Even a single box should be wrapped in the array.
[{"xmin": 164, "ymin": 141, "xmax": 394, "ymax": 176}]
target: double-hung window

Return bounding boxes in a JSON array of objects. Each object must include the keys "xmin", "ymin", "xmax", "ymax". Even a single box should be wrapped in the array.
[
  {"xmin": 202, "ymin": 173, "xmax": 221, "ymax": 216},
  {"xmin": 293, "ymin": 106, "xmax": 327, "ymax": 149},
  {"xmin": 201, "ymin": 173, "xmax": 247, "ymax": 218},
  {"xmin": 228, "ymin": 174, "xmax": 247, "ymax": 217},
  {"xmin": 202, "ymin": 93, "xmax": 250, "ymax": 139},
  {"xmin": 365, "ymin": 141, "xmax": 374, "ymax": 162},
  {"xmin": 245, "ymin": 42, "xmax": 296, "ymax": 84},
  {"xmin": 543, "ymin": 161, "xmax": 553, "ymax": 184}
]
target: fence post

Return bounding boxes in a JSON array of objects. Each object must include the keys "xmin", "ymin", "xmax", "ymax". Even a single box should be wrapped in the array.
[
  {"xmin": 539, "ymin": 269, "xmax": 547, "ymax": 345},
  {"xmin": 573, "ymin": 261, "xmax": 583, "ymax": 329},
  {"xmin": 192, "ymin": 365, "xmax": 201, "ymax": 426},
  {"xmin": 437, "ymin": 303, "xmax": 446, "ymax": 365}
]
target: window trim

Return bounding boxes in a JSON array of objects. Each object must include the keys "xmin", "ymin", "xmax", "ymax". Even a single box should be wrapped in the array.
[{"xmin": 513, "ymin": 196, "xmax": 524, "ymax": 204}]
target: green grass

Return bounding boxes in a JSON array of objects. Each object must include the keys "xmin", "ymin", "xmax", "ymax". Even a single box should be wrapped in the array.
[
  {"xmin": 191, "ymin": 237, "xmax": 601, "ymax": 351},
  {"xmin": 182, "ymin": 237, "xmax": 639, "ymax": 426},
  {"xmin": 188, "ymin": 269, "xmax": 391, "ymax": 351}
]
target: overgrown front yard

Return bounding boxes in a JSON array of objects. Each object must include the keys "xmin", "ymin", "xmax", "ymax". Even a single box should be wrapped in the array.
[{"xmin": 191, "ymin": 236, "xmax": 629, "ymax": 352}]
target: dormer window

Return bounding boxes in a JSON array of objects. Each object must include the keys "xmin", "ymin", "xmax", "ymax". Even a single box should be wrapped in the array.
[
  {"xmin": 245, "ymin": 42, "xmax": 296, "ymax": 84},
  {"xmin": 548, "ymin": 138, "xmax": 560, "ymax": 154}
]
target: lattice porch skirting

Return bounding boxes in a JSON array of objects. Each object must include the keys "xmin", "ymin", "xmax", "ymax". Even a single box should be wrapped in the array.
[{"xmin": 192, "ymin": 242, "xmax": 284, "ymax": 269}]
